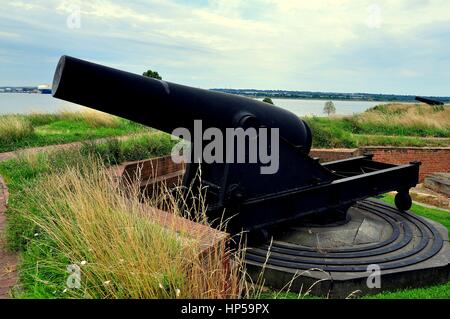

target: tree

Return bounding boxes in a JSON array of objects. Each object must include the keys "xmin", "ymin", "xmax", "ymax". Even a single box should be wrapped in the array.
[
  {"xmin": 262, "ymin": 97, "xmax": 274, "ymax": 105},
  {"xmin": 142, "ymin": 69, "xmax": 162, "ymax": 80},
  {"xmin": 323, "ymin": 101, "xmax": 336, "ymax": 116}
]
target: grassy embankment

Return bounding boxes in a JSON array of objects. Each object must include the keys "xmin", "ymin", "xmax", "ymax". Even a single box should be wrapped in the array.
[
  {"xmin": 0, "ymin": 134, "xmax": 252, "ymax": 298},
  {"xmin": 1, "ymin": 103, "xmax": 448, "ymax": 154},
  {"xmin": 0, "ymin": 109, "xmax": 148, "ymax": 153},
  {"xmin": 304, "ymin": 103, "xmax": 450, "ymax": 148}
]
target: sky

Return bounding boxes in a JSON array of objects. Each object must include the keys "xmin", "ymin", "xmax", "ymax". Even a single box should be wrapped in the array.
[{"xmin": 0, "ymin": 0, "xmax": 449, "ymax": 96}]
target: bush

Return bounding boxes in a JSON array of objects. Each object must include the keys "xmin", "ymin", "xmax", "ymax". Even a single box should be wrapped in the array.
[{"xmin": 262, "ymin": 97, "xmax": 274, "ymax": 104}]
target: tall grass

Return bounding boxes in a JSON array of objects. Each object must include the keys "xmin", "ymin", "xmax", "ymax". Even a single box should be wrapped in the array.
[
  {"xmin": 12, "ymin": 156, "xmax": 244, "ymax": 298},
  {"xmin": 354, "ymin": 103, "xmax": 450, "ymax": 137},
  {"xmin": 59, "ymin": 108, "xmax": 121, "ymax": 128},
  {"xmin": 81, "ymin": 133, "xmax": 177, "ymax": 165},
  {"xmin": 0, "ymin": 147, "xmax": 338, "ymax": 299},
  {"xmin": 305, "ymin": 117, "xmax": 356, "ymax": 148},
  {"xmin": 304, "ymin": 103, "xmax": 450, "ymax": 148},
  {"xmin": 0, "ymin": 115, "xmax": 34, "ymax": 144},
  {"xmin": 0, "ymin": 135, "xmax": 176, "ymax": 252},
  {"xmin": 0, "ymin": 109, "xmax": 149, "ymax": 153},
  {"xmin": 29, "ymin": 108, "xmax": 121, "ymax": 128}
]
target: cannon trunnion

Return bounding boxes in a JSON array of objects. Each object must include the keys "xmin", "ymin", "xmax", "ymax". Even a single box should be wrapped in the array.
[{"xmin": 52, "ymin": 55, "xmax": 420, "ymax": 240}]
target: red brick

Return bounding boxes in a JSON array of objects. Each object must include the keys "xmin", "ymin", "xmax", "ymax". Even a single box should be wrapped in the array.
[{"xmin": 312, "ymin": 147, "xmax": 450, "ymax": 182}]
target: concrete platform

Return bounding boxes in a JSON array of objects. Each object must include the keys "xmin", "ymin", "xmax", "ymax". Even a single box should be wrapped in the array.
[
  {"xmin": 424, "ymin": 173, "xmax": 450, "ymax": 197},
  {"xmin": 245, "ymin": 199, "xmax": 450, "ymax": 298}
]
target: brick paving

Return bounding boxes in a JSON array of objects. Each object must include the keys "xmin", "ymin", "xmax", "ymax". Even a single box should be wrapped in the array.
[
  {"xmin": 0, "ymin": 176, "xmax": 17, "ymax": 299},
  {"xmin": 0, "ymin": 141, "xmax": 83, "ymax": 162}
]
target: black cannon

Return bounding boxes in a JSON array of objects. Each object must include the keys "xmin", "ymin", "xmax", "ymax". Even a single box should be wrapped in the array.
[
  {"xmin": 52, "ymin": 56, "xmax": 420, "ymax": 240},
  {"xmin": 415, "ymin": 96, "xmax": 444, "ymax": 106}
]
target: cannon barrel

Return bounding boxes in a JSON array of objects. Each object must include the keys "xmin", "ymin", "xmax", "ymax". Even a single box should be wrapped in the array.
[
  {"xmin": 415, "ymin": 96, "xmax": 444, "ymax": 106},
  {"xmin": 52, "ymin": 55, "xmax": 312, "ymax": 153}
]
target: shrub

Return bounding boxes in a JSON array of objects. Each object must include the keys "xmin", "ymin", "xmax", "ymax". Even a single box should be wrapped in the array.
[{"xmin": 262, "ymin": 97, "xmax": 274, "ymax": 104}]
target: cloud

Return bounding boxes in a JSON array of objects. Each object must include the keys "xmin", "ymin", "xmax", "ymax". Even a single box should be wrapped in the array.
[
  {"xmin": 0, "ymin": 0, "xmax": 449, "ymax": 95},
  {"xmin": 0, "ymin": 31, "xmax": 21, "ymax": 39}
]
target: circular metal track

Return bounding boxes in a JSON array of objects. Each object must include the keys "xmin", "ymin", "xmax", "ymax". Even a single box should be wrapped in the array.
[{"xmin": 245, "ymin": 199, "xmax": 445, "ymax": 272}]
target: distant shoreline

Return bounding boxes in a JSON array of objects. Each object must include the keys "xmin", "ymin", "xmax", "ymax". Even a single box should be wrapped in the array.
[
  {"xmin": 2, "ymin": 88, "xmax": 450, "ymax": 104},
  {"xmin": 211, "ymin": 88, "xmax": 450, "ymax": 104},
  {"xmin": 0, "ymin": 92, "xmax": 431, "ymax": 104},
  {"xmin": 251, "ymin": 96, "xmax": 417, "ymax": 103}
]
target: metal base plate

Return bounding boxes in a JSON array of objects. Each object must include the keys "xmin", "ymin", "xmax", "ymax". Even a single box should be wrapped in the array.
[{"xmin": 245, "ymin": 199, "xmax": 450, "ymax": 298}]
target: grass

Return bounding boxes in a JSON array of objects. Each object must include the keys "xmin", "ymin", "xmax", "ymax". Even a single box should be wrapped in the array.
[
  {"xmin": 366, "ymin": 281, "xmax": 450, "ymax": 299},
  {"xmin": 358, "ymin": 103, "xmax": 450, "ymax": 137},
  {"xmin": 0, "ymin": 135, "xmax": 249, "ymax": 298},
  {"xmin": 0, "ymin": 109, "xmax": 148, "ymax": 153},
  {"xmin": 14, "ymin": 161, "xmax": 238, "ymax": 298},
  {"xmin": 80, "ymin": 133, "xmax": 177, "ymax": 165},
  {"xmin": 1, "ymin": 103, "xmax": 448, "ymax": 152},
  {"xmin": 0, "ymin": 115, "xmax": 34, "ymax": 144},
  {"xmin": 304, "ymin": 103, "xmax": 450, "ymax": 148},
  {"xmin": 0, "ymin": 133, "xmax": 177, "ymax": 252}
]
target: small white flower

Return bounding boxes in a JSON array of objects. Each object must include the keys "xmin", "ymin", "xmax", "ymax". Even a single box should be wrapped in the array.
[
  {"xmin": 80, "ymin": 260, "xmax": 87, "ymax": 266},
  {"xmin": 176, "ymin": 289, "xmax": 181, "ymax": 297},
  {"xmin": 63, "ymin": 288, "xmax": 68, "ymax": 293},
  {"xmin": 159, "ymin": 283, "xmax": 164, "ymax": 289},
  {"xmin": 104, "ymin": 280, "xmax": 111, "ymax": 285},
  {"xmin": 34, "ymin": 233, "xmax": 39, "ymax": 237}
]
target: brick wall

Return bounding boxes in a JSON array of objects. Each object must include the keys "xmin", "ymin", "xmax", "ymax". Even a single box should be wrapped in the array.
[
  {"xmin": 119, "ymin": 148, "xmax": 449, "ymax": 184},
  {"xmin": 123, "ymin": 155, "xmax": 185, "ymax": 181},
  {"xmin": 360, "ymin": 147, "xmax": 450, "ymax": 182},
  {"xmin": 311, "ymin": 147, "xmax": 450, "ymax": 182},
  {"xmin": 309, "ymin": 148, "xmax": 359, "ymax": 162}
]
